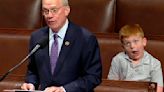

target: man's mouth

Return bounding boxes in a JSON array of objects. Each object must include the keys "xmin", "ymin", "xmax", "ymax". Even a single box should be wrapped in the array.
[{"xmin": 48, "ymin": 21, "xmax": 55, "ymax": 23}]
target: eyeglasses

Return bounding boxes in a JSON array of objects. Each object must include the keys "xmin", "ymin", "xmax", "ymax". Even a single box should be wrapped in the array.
[{"xmin": 42, "ymin": 7, "xmax": 63, "ymax": 15}]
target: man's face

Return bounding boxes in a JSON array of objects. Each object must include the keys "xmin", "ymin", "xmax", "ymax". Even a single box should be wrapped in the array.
[
  {"xmin": 42, "ymin": 0, "xmax": 70, "ymax": 32},
  {"xmin": 122, "ymin": 35, "xmax": 147, "ymax": 61}
]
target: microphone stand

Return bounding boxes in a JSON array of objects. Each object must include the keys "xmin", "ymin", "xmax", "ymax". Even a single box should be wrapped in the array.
[{"xmin": 0, "ymin": 45, "xmax": 40, "ymax": 82}]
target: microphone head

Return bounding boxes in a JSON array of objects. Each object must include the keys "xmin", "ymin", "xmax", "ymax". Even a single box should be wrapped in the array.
[{"xmin": 37, "ymin": 36, "xmax": 49, "ymax": 48}]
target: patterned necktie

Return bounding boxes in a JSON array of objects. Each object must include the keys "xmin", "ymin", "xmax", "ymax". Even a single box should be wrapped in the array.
[{"xmin": 50, "ymin": 34, "xmax": 58, "ymax": 74}]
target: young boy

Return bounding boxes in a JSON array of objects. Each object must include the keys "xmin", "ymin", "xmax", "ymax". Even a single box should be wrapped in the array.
[{"xmin": 108, "ymin": 24, "xmax": 163, "ymax": 92}]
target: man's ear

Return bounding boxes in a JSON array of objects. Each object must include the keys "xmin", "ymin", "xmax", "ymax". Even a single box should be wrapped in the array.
[{"xmin": 64, "ymin": 6, "xmax": 70, "ymax": 16}]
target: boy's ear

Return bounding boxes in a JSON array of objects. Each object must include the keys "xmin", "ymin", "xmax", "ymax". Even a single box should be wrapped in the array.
[
  {"xmin": 120, "ymin": 40, "xmax": 124, "ymax": 48},
  {"xmin": 143, "ymin": 37, "xmax": 147, "ymax": 46},
  {"xmin": 121, "ymin": 43, "xmax": 125, "ymax": 48}
]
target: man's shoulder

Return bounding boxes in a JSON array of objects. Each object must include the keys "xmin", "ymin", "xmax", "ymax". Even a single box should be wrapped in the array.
[
  {"xmin": 31, "ymin": 26, "xmax": 49, "ymax": 36},
  {"xmin": 68, "ymin": 21, "xmax": 93, "ymax": 36}
]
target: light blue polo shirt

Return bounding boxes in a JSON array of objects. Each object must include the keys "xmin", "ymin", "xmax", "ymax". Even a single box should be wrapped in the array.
[{"xmin": 108, "ymin": 51, "xmax": 163, "ymax": 87}]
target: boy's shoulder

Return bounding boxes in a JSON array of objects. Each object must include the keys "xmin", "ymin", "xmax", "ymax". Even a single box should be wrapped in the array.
[
  {"xmin": 114, "ymin": 52, "xmax": 127, "ymax": 59},
  {"xmin": 112, "ymin": 51, "xmax": 127, "ymax": 62},
  {"xmin": 144, "ymin": 51, "xmax": 161, "ymax": 64}
]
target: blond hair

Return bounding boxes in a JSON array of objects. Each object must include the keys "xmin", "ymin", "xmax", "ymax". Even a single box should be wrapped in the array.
[{"xmin": 119, "ymin": 24, "xmax": 144, "ymax": 42}]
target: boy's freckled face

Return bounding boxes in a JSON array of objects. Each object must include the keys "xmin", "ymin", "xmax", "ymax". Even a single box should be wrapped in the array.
[{"xmin": 122, "ymin": 35, "xmax": 147, "ymax": 61}]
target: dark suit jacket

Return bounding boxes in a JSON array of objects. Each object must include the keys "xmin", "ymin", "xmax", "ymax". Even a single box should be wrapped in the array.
[{"xmin": 25, "ymin": 21, "xmax": 102, "ymax": 92}]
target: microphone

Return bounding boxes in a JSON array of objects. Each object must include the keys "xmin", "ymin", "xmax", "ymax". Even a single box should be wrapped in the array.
[{"xmin": 0, "ymin": 36, "xmax": 49, "ymax": 81}]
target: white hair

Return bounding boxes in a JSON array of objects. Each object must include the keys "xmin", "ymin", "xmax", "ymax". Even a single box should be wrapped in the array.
[{"xmin": 62, "ymin": 0, "xmax": 69, "ymax": 6}]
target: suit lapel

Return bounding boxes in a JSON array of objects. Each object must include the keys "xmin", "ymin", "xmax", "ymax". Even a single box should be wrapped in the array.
[
  {"xmin": 40, "ymin": 27, "xmax": 52, "ymax": 76},
  {"xmin": 41, "ymin": 44, "xmax": 52, "ymax": 75},
  {"xmin": 53, "ymin": 23, "xmax": 76, "ymax": 76}
]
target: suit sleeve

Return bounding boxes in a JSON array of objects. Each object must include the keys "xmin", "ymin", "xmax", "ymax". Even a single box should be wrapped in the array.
[
  {"xmin": 63, "ymin": 35, "xmax": 102, "ymax": 92},
  {"xmin": 25, "ymin": 33, "xmax": 40, "ymax": 89}
]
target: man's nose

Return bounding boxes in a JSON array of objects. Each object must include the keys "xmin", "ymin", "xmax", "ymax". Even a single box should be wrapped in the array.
[{"xmin": 46, "ymin": 12, "xmax": 54, "ymax": 17}]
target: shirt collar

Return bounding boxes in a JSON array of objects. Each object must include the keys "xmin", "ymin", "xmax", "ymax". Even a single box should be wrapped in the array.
[
  {"xmin": 124, "ymin": 50, "xmax": 149, "ymax": 64},
  {"xmin": 49, "ymin": 19, "xmax": 69, "ymax": 39}
]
